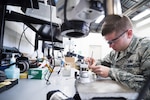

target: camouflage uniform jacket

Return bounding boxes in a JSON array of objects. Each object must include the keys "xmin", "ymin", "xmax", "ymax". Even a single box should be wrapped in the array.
[{"xmin": 102, "ymin": 35, "xmax": 150, "ymax": 99}]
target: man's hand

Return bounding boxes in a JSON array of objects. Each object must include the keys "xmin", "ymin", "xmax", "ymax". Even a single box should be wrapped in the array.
[
  {"xmin": 89, "ymin": 65, "xmax": 110, "ymax": 78},
  {"xmin": 84, "ymin": 57, "xmax": 96, "ymax": 66}
]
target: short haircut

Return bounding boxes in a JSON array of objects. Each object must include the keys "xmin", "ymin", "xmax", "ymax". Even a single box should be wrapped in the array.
[{"xmin": 101, "ymin": 14, "xmax": 133, "ymax": 36}]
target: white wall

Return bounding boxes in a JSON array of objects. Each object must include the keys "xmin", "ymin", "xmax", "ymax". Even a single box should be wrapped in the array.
[
  {"xmin": 3, "ymin": 5, "xmax": 36, "ymax": 55},
  {"xmin": 133, "ymin": 21, "xmax": 150, "ymax": 38},
  {"xmin": 3, "ymin": 22, "xmax": 36, "ymax": 55},
  {"xmin": 63, "ymin": 33, "xmax": 112, "ymax": 59}
]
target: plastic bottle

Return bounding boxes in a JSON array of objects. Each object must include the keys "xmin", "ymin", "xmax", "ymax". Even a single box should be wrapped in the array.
[{"xmin": 4, "ymin": 53, "xmax": 20, "ymax": 79}]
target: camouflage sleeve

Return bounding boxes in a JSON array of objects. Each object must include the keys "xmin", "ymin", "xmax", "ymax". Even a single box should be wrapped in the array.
[
  {"xmin": 109, "ymin": 66, "xmax": 150, "ymax": 100},
  {"xmin": 108, "ymin": 45, "xmax": 150, "ymax": 99},
  {"xmin": 96, "ymin": 51, "xmax": 115, "ymax": 67},
  {"xmin": 108, "ymin": 67, "xmax": 145, "ymax": 91}
]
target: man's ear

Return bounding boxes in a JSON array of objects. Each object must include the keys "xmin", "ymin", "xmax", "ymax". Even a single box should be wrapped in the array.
[{"xmin": 127, "ymin": 29, "xmax": 133, "ymax": 38}]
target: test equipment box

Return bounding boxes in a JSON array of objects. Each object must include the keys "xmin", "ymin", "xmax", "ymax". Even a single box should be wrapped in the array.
[{"xmin": 28, "ymin": 67, "xmax": 48, "ymax": 79}]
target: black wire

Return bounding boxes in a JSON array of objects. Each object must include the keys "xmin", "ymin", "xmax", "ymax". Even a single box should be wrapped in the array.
[
  {"xmin": 73, "ymin": 79, "xmax": 81, "ymax": 100},
  {"xmin": 23, "ymin": 32, "xmax": 39, "ymax": 60},
  {"xmin": 64, "ymin": 0, "xmax": 71, "ymax": 28},
  {"xmin": 64, "ymin": 0, "xmax": 68, "ymax": 22},
  {"xmin": 45, "ymin": 0, "xmax": 56, "ymax": 85},
  {"xmin": 29, "ymin": 0, "xmax": 34, "ymax": 10},
  {"xmin": 18, "ymin": 24, "xmax": 28, "ymax": 51},
  {"xmin": 1, "ymin": 62, "xmax": 16, "ymax": 67},
  {"xmin": 23, "ymin": 26, "xmax": 35, "ymax": 47},
  {"xmin": 23, "ymin": 29, "xmax": 39, "ymax": 62},
  {"xmin": 18, "ymin": 24, "xmax": 35, "ymax": 50},
  {"xmin": 50, "ymin": 0, "xmax": 55, "ymax": 68},
  {"xmin": 18, "ymin": 24, "xmax": 39, "ymax": 59},
  {"xmin": 24, "ymin": 27, "xmax": 39, "ymax": 59}
]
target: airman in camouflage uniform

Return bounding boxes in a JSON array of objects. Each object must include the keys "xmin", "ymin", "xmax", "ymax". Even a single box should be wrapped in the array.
[{"xmin": 86, "ymin": 15, "xmax": 150, "ymax": 100}]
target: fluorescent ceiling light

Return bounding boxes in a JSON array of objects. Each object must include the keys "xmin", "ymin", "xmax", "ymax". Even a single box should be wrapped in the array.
[
  {"xmin": 132, "ymin": 9, "xmax": 150, "ymax": 21},
  {"xmin": 136, "ymin": 17, "xmax": 150, "ymax": 27},
  {"xmin": 95, "ymin": 15, "xmax": 105, "ymax": 23}
]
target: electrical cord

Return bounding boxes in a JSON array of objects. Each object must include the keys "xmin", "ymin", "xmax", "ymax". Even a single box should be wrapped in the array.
[
  {"xmin": 64, "ymin": 0, "xmax": 68, "ymax": 22},
  {"xmin": 73, "ymin": 79, "xmax": 81, "ymax": 100},
  {"xmin": 64, "ymin": 0, "xmax": 71, "ymax": 28},
  {"xmin": 50, "ymin": 0, "xmax": 55, "ymax": 69},
  {"xmin": 23, "ymin": 25, "xmax": 34, "ymax": 47},
  {"xmin": 18, "ymin": 24, "xmax": 34, "ymax": 50},
  {"xmin": 57, "ymin": 50, "xmax": 64, "ymax": 74},
  {"xmin": 30, "ymin": 0, "xmax": 34, "ymax": 10},
  {"xmin": 18, "ymin": 25, "xmax": 28, "ymax": 51},
  {"xmin": 0, "ymin": 62, "xmax": 17, "ymax": 67},
  {"xmin": 19, "ymin": 24, "xmax": 39, "ymax": 58},
  {"xmin": 44, "ymin": 0, "xmax": 56, "ymax": 85}
]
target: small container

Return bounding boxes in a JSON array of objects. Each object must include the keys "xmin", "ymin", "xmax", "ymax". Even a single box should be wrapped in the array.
[
  {"xmin": 4, "ymin": 54, "xmax": 20, "ymax": 79},
  {"xmin": 62, "ymin": 64, "xmax": 71, "ymax": 77}
]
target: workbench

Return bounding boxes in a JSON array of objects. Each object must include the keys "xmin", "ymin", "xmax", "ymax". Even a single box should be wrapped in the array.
[
  {"xmin": 0, "ymin": 67, "xmax": 138, "ymax": 100},
  {"xmin": 0, "ymin": 67, "xmax": 76, "ymax": 100},
  {"xmin": 76, "ymin": 77, "xmax": 138, "ymax": 100}
]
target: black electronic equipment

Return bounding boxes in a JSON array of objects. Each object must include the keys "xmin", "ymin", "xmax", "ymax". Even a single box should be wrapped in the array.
[
  {"xmin": 0, "ymin": 46, "xmax": 31, "ymax": 73},
  {"xmin": 47, "ymin": 90, "xmax": 80, "ymax": 100},
  {"xmin": 0, "ymin": 71, "xmax": 6, "ymax": 82},
  {"xmin": 16, "ymin": 57, "xmax": 30, "ymax": 73},
  {"xmin": 66, "ymin": 52, "xmax": 84, "ymax": 60}
]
